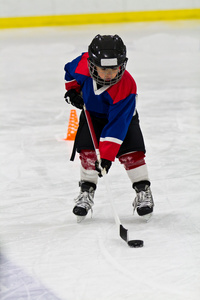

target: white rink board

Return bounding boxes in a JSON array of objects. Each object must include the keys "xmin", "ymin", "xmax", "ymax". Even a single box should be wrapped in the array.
[{"xmin": 0, "ymin": 0, "xmax": 200, "ymax": 17}]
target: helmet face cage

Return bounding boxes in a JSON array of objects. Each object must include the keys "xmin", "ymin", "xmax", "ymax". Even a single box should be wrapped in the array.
[
  {"xmin": 88, "ymin": 59, "xmax": 127, "ymax": 86},
  {"xmin": 88, "ymin": 34, "xmax": 128, "ymax": 86}
]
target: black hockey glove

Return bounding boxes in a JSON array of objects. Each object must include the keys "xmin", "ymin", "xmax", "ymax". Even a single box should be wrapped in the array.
[
  {"xmin": 64, "ymin": 89, "xmax": 84, "ymax": 109},
  {"xmin": 95, "ymin": 159, "xmax": 112, "ymax": 177}
]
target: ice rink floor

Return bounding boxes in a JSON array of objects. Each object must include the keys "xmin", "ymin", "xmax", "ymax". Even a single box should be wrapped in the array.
[{"xmin": 0, "ymin": 20, "xmax": 200, "ymax": 300}]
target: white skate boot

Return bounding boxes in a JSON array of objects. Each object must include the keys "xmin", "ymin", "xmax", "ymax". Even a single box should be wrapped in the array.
[
  {"xmin": 73, "ymin": 181, "xmax": 96, "ymax": 223},
  {"xmin": 133, "ymin": 181, "xmax": 154, "ymax": 221}
]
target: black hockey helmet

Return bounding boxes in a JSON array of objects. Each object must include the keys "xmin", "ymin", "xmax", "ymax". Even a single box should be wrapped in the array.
[{"xmin": 88, "ymin": 34, "xmax": 128, "ymax": 86}]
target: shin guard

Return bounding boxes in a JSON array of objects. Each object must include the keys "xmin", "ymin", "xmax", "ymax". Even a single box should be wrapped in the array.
[
  {"xmin": 79, "ymin": 150, "xmax": 98, "ymax": 184},
  {"xmin": 119, "ymin": 151, "xmax": 149, "ymax": 184}
]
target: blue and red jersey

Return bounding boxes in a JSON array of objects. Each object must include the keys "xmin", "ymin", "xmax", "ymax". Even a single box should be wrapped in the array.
[{"xmin": 64, "ymin": 52, "xmax": 137, "ymax": 161}]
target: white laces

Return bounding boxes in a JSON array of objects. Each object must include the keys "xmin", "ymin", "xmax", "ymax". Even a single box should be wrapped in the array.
[
  {"xmin": 133, "ymin": 187, "xmax": 153, "ymax": 210},
  {"xmin": 74, "ymin": 191, "xmax": 94, "ymax": 211}
]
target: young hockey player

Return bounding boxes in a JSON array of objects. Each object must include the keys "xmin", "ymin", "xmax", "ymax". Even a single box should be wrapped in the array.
[{"xmin": 64, "ymin": 34, "xmax": 154, "ymax": 222}]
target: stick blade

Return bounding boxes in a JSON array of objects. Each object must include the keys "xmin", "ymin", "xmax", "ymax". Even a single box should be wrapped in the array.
[{"xmin": 120, "ymin": 224, "xmax": 128, "ymax": 242}]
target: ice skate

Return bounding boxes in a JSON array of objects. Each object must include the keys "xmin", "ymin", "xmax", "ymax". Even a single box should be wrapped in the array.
[
  {"xmin": 73, "ymin": 181, "xmax": 96, "ymax": 223},
  {"xmin": 133, "ymin": 181, "xmax": 154, "ymax": 221}
]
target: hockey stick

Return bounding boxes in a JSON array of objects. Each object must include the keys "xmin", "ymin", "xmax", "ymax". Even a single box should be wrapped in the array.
[{"xmin": 83, "ymin": 105, "xmax": 143, "ymax": 247}]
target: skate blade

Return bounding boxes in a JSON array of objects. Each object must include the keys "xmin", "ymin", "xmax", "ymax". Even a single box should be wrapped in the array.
[
  {"xmin": 76, "ymin": 215, "xmax": 86, "ymax": 223},
  {"xmin": 132, "ymin": 209, "xmax": 152, "ymax": 222},
  {"xmin": 142, "ymin": 213, "xmax": 152, "ymax": 222}
]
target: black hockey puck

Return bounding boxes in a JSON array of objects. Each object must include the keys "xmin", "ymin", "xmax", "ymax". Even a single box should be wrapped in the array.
[{"xmin": 128, "ymin": 240, "xmax": 144, "ymax": 248}]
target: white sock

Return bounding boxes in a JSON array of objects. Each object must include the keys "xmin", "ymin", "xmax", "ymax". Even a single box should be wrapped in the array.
[
  {"xmin": 80, "ymin": 165, "xmax": 98, "ymax": 185},
  {"xmin": 126, "ymin": 164, "xmax": 149, "ymax": 184}
]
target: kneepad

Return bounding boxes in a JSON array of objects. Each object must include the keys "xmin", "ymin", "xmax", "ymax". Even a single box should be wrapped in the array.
[
  {"xmin": 79, "ymin": 150, "xmax": 97, "ymax": 170},
  {"xmin": 119, "ymin": 151, "xmax": 146, "ymax": 170}
]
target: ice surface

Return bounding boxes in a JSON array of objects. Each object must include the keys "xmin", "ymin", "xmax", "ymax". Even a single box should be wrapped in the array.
[{"xmin": 0, "ymin": 20, "xmax": 200, "ymax": 300}]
